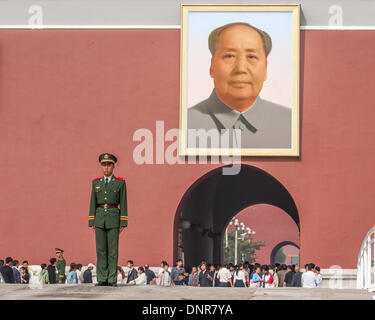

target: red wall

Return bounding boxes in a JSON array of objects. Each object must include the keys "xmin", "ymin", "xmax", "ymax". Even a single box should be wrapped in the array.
[
  {"xmin": 234, "ymin": 204, "xmax": 300, "ymax": 264},
  {"xmin": 0, "ymin": 29, "xmax": 374, "ymax": 268}
]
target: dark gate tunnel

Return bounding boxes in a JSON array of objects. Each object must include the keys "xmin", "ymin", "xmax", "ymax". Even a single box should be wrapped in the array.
[
  {"xmin": 270, "ymin": 241, "xmax": 300, "ymax": 265},
  {"xmin": 174, "ymin": 165, "xmax": 300, "ymax": 267}
]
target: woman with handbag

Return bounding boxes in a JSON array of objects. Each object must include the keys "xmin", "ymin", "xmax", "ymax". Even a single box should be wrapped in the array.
[{"xmin": 250, "ymin": 266, "xmax": 262, "ymax": 288}]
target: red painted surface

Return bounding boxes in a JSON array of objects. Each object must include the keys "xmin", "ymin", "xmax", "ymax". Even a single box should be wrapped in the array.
[
  {"xmin": 0, "ymin": 30, "xmax": 374, "ymax": 268},
  {"xmin": 281, "ymin": 246, "xmax": 300, "ymax": 265},
  {"xmin": 233, "ymin": 204, "xmax": 300, "ymax": 264}
]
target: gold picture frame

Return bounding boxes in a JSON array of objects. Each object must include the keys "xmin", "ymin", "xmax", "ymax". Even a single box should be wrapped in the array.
[{"xmin": 179, "ymin": 4, "xmax": 300, "ymax": 157}]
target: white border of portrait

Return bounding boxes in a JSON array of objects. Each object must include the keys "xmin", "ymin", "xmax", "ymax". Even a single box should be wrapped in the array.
[{"xmin": 179, "ymin": 4, "xmax": 300, "ymax": 157}]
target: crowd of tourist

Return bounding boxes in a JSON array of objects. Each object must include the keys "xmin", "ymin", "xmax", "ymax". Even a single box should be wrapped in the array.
[
  {"xmin": 0, "ymin": 257, "xmax": 95, "ymax": 285},
  {"xmin": 0, "ymin": 256, "xmax": 323, "ymax": 288},
  {"xmin": 124, "ymin": 259, "xmax": 323, "ymax": 288}
]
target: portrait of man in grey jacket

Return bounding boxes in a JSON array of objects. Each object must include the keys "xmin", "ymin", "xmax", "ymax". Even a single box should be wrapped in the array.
[{"xmin": 187, "ymin": 22, "xmax": 292, "ymax": 150}]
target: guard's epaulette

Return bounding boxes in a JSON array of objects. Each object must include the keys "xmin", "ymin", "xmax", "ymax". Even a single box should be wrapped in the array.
[
  {"xmin": 92, "ymin": 177, "xmax": 101, "ymax": 181},
  {"xmin": 116, "ymin": 176, "xmax": 125, "ymax": 181}
]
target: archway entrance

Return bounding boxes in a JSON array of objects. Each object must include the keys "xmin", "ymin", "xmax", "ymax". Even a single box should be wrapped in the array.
[
  {"xmin": 270, "ymin": 241, "xmax": 300, "ymax": 265},
  {"xmin": 173, "ymin": 165, "xmax": 300, "ymax": 267},
  {"xmin": 222, "ymin": 204, "xmax": 300, "ymax": 265}
]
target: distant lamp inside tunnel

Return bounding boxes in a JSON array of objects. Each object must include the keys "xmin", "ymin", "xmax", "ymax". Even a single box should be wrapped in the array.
[{"xmin": 181, "ymin": 219, "xmax": 191, "ymax": 230}]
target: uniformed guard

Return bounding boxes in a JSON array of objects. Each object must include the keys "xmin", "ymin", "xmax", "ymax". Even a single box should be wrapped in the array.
[
  {"xmin": 89, "ymin": 153, "xmax": 128, "ymax": 286},
  {"xmin": 55, "ymin": 248, "xmax": 66, "ymax": 284}
]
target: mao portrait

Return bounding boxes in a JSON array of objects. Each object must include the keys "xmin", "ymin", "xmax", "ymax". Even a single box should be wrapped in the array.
[{"xmin": 179, "ymin": 5, "xmax": 300, "ymax": 156}]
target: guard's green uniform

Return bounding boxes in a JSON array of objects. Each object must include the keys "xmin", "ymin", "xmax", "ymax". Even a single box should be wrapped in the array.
[
  {"xmin": 89, "ymin": 154, "xmax": 128, "ymax": 284},
  {"xmin": 56, "ymin": 257, "xmax": 66, "ymax": 283}
]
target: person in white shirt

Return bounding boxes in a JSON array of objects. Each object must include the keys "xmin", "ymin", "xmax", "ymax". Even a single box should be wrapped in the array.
[
  {"xmin": 233, "ymin": 265, "xmax": 247, "ymax": 287},
  {"xmin": 314, "ymin": 266, "xmax": 323, "ymax": 288},
  {"xmin": 76, "ymin": 264, "xmax": 84, "ymax": 284},
  {"xmin": 127, "ymin": 266, "xmax": 147, "ymax": 285},
  {"xmin": 158, "ymin": 260, "xmax": 168, "ymax": 276},
  {"xmin": 302, "ymin": 263, "xmax": 317, "ymax": 288},
  {"xmin": 217, "ymin": 264, "xmax": 232, "ymax": 287},
  {"xmin": 261, "ymin": 265, "xmax": 275, "ymax": 288},
  {"xmin": 271, "ymin": 265, "xmax": 279, "ymax": 287},
  {"xmin": 117, "ymin": 266, "xmax": 126, "ymax": 284}
]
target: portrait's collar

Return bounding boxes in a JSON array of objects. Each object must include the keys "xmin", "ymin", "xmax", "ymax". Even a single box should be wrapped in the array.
[{"xmin": 207, "ymin": 89, "xmax": 264, "ymax": 133}]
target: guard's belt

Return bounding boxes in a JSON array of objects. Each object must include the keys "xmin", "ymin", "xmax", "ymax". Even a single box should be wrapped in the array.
[{"xmin": 99, "ymin": 204, "xmax": 118, "ymax": 209}]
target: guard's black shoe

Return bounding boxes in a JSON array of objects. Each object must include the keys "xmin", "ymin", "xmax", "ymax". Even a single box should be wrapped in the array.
[
  {"xmin": 108, "ymin": 282, "xmax": 117, "ymax": 287},
  {"xmin": 95, "ymin": 281, "xmax": 108, "ymax": 286}
]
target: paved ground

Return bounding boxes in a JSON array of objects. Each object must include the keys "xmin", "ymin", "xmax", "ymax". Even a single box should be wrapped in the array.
[{"xmin": 0, "ymin": 284, "xmax": 374, "ymax": 300}]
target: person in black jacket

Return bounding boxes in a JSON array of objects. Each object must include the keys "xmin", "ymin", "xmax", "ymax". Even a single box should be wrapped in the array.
[
  {"xmin": 20, "ymin": 267, "xmax": 30, "ymax": 284},
  {"xmin": 12, "ymin": 260, "xmax": 21, "ymax": 284},
  {"xmin": 0, "ymin": 257, "xmax": 15, "ymax": 283},
  {"xmin": 83, "ymin": 264, "xmax": 95, "ymax": 283},
  {"xmin": 47, "ymin": 258, "xmax": 57, "ymax": 284},
  {"xmin": 126, "ymin": 260, "xmax": 138, "ymax": 283},
  {"xmin": 291, "ymin": 265, "xmax": 302, "ymax": 287},
  {"xmin": 198, "ymin": 262, "xmax": 214, "ymax": 287},
  {"xmin": 283, "ymin": 265, "xmax": 294, "ymax": 287},
  {"xmin": 144, "ymin": 264, "xmax": 156, "ymax": 284}
]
